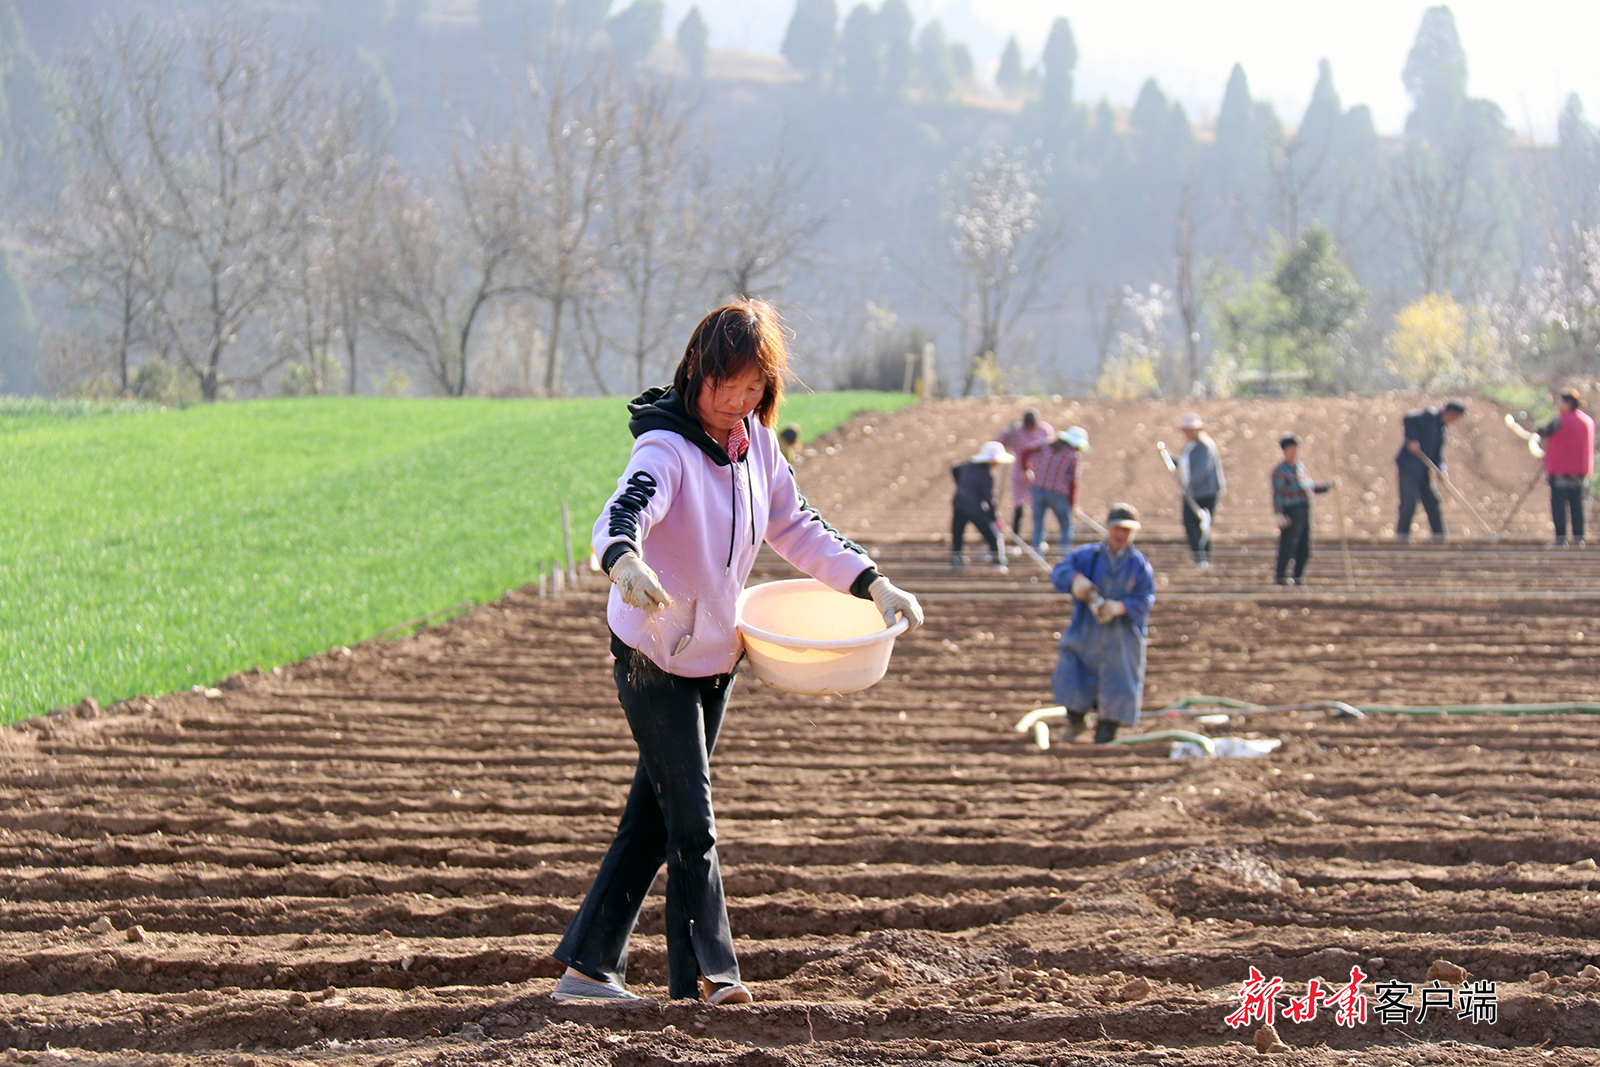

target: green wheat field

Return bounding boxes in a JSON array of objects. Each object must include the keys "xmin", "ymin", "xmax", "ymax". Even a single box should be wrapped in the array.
[{"xmin": 1, "ymin": 392, "xmax": 914, "ymax": 723}]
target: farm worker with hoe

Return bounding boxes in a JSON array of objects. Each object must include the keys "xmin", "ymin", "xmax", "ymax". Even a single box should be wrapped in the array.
[
  {"xmin": 1534, "ymin": 388, "xmax": 1594, "ymax": 547},
  {"xmin": 994, "ymin": 406, "xmax": 1054, "ymax": 534},
  {"xmin": 1394, "ymin": 398, "xmax": 1466, "ymax": 542},
  {"xmin": 1177, "ymin": 413, "xmax": 1224, "ymax": 567},
  {"xmin": 1030, "ymin": 426, "xmax": 1090, "ymax": 560},
  {"xmin": 550, "ymin": 299, "xmax": 923, "ymax": 1006},
  {"xmin": 950, "ymin": 440, "xmax": 1013, "ymax": 571},
  {"xmin": 1049, "ymin": 503, "xmax": 1156, "ymax": 744},
  {"xmin": 1270, "ymin": 433, "xmax": 1336, "ymax": 586}
]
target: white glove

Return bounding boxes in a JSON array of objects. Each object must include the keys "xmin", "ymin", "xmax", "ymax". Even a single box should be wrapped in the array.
[
  {"xmin": 1276, "ymin": 513, "xmax": 1291, "ymax": 530},
  {"xmin": 1095, "ymin": 598, "xmax": 1127, "ymax": 623},
  {"xmin": 609, "ymin": 553, "xmax": 671, "ymax": 612},
  {"xmin": 1070, "ymin": 573, "xmax": 1098, "ymax": 601},
  {"xmin": 869, "ymin": 576, "xmax": 923, "ymax": 632}
]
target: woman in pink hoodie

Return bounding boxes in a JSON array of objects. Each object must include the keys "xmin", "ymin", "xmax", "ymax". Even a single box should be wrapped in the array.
[
  {"xmin": 551, "ymin": 300, "xmax": 923, "ymax": 1005},
  {"xmin": 1537, "ymin": 387, "xmax": 1596, "ymax": 547}
]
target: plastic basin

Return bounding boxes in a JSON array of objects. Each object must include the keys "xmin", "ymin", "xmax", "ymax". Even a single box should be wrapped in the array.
[{"xmin": 736, "ymin": 578, "xmax": 909, "ymax": 695}]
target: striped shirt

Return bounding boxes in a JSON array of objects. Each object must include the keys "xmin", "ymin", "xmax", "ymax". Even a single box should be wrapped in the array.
[
  {"xmin": 1032, "ymin": 445, "xmax": 1081, "ymax": 502},
  {"xmin": 1271, "ymin": 460, "xmax": 1327, "ymax": 513}
]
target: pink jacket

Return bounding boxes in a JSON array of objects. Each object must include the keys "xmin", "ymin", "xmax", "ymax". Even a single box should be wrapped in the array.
[
  {"xmin": 594, "ymin": 387, "xmax": 877, "ymax": 677},
  {"xmin": 1543, "ymin": 408, "xmax": 1595, "ymax": 478}
]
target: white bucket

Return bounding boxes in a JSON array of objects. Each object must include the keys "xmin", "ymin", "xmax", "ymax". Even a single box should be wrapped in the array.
[{"xmin": 736, "ymin": 578, "xmax": 909, "ymax": 695}]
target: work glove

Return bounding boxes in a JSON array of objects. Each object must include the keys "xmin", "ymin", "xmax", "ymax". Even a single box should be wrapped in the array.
[
  {"xmin": 1070, "ymin": 573, "xmax": 1099, "ymax": 601},
  {"xmin": 609, "ymin": 552, "xmax": 671, "ymax": 612},
  {"xmin": 1094, "ymin": 598, "xmax": 1127, "ymax": 623},
  {"xmin": 1276, "ymin": 513, "xmax": 1291, "ymax": 530},
  {"xmin": 869, "ymin": 576, "xmax": 924, "ymax": 632}
]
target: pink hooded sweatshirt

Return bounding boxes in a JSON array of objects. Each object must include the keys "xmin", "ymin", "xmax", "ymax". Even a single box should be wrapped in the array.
[{"xmin": 593, "ymin": 387, "xmax": 880, "ymax": 677}]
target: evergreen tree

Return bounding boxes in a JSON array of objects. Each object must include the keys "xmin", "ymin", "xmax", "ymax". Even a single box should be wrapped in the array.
[
  {"xmin": 565, "ymin": 0, "xmax": 613, "ymax": 42},
  {"xmin": 839, "ymin": 3, "xmax": 880, "ymax": 99},
  {"xmin": 676, "ymin": 6, "xmax": 708, "ymax": 78},
  {"xmin": 949, "ymin": 42, "xmax": 973, "ymax": 83},
  {"xmin": 781, "ymin": 0, "xmax": 837, "ymax": 77},
  {"xmin": 1297, "ymin": 58, "xmax": 1340, "ymax": 157},
  {"xmin": 1402, "ymin": 4, "xmax": 1467, "ymax": 143},
  {"xmin": 606, "ymin": 0, "xmax": 663, "ymax": 67},
  {"xmin": 995, "ymin": 35, "xmax": 1022, "ymax": 93},
  {"xmin": 878, "ymin": 0, "xmax": 913, "ymax": 99},
  {"xmin": 915, "ymin": 20, "xmax": 953, "ymax": 101},
  {"xmin": 1040, "ymin": 17, "xmax": 1076, "ymax": 117}
]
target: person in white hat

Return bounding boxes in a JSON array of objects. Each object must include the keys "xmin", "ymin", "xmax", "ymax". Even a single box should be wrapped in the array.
[
  {"xmin": 951, "ymin": 440, "xmax": 1013, "ymax": 570},
  {"xmin": 1030, "ymin": 426, "xmax": 1090, "ymax": 560},
  {"xmin": 1177, "ymin": 412, "xmax": 1224, "ymax": 567}
]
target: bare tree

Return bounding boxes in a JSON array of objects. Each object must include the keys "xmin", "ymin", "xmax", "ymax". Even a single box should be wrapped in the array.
[
  {"xmin": 703, "ymin": 150, "xmax": 830, "ymax": 301},
  {"xmin": 938, "ymin": 144, "xmax": 1070, "ymax": 396},
  {"xmin": 597, "ymin": 73, "xmax": 706, "ymax": 392},
  {"xmin": 1384, "ymin": 139, "xmax": 1501, "ymax": 297}
]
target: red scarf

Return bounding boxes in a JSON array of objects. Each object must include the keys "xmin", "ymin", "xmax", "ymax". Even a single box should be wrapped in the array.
[{"xmin": 727, "ymin": 420, "xmax": 748, "ymax": 462}]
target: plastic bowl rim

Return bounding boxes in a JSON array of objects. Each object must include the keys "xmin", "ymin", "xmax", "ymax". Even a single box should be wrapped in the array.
[{"xmin": 736, "ymin": 579, "xmax": 910, "ymax": 651}]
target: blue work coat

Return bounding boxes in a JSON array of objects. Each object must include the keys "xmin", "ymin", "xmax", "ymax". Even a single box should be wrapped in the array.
[{"xmin": 1049, "ymin": 541, "xmax": 1156, "ymax": 725}]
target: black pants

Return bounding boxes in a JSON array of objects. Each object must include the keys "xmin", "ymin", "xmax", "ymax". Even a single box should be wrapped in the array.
[
  {"xmin": 1551, "ymin": 477, "xmax": 1586, "ymax": 542},
  {"xmin": 951, "ymin": 505, "xmax": 1000, "ymax": 561},
  {"xmin": 1275, "ymin": 505, "xmax": 1312, "ymax": 581},
  {"xmin": 552, "ymin": 638, "xmax": 741, "ymax": 999},
  {"xmin": 1395, "ymin": 467, "xmax": 1444, "ymax": 539},
  {"xmin": 1182, "ymin": 494, "xmax": 1216, "ymax": 562}
]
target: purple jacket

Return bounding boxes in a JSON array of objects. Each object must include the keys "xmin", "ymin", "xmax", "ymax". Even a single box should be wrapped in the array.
[{"xmin": 594, "ymin": 387, "xmax": 879, "ymax": 677}]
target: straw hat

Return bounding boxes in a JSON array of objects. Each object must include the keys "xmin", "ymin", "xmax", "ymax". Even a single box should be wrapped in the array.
[
  {"xmin": 1179, "ymin": 412, "xmax": 1204, "ymax": 430},
  {"xmin": 1060, "ymin": 426, "xmax": 1090, "ymax": 452},
  {"xmin": 970, "ymin": 441, "xmax": 1015, "ymax": 464}
]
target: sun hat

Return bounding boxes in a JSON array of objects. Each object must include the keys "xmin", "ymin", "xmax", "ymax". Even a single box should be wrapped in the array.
[
  {"xmin": 1179, "ymin": 412, "xmax": 1204, "ymax": 430},
  {"xmin": 1106, "ymin": 502, "xmax": 1141, "ymax": 529},
  {"xmin": 1060, "ymin": 426, "xmax": 1091, "ymax": 451},
  {"xmin": 971, "ymin": 441, "xmax": 1015, "ymax": 464}
]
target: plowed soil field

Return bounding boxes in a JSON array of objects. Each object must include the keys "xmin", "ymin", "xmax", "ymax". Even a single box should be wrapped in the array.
[{"xmin": 5, "ymin": 394, "xmax": 1599, "ymax": 1067}]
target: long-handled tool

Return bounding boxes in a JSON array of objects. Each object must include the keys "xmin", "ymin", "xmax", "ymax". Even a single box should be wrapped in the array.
[
  {"xmin": 1329, "ymin": 466, "xmax": 1355, "ymax": 589},
  {"xmin": 994, "ymin": 520, "xmax": 1053, "ymax": 575},
  {"xmin": 1494, "ymin": 414, "xmax": 1548, "ymax": 536},
  {"xmin": 1157, "ymin": 440, "xmax": 1211, "ymax": 541},
  {"xmin": 1417, "ymin": 451, "xmax": 1496, "ymax": 537},
  {"xmin": 1073, "ymin": 507, "xmax": 1107, "ymax": 537}
]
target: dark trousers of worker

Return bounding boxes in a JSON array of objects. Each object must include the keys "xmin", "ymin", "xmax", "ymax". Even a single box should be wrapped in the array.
[
  {"xmin": 1395, "ymin": 468, "xmax": 1444, "ymax": 539},
  {"xmin": 1275, "ymin": 505, "xmax": 1312, "ymax": 582},
  {"xmin": 1182, "ymin": 494, "xmax": 1216, "ymax": 562},
  {"xmin": 1551, "ymin": 477, "xmax": 1586, "ymax": 542},
  {"xmin": 951, "ymin": 505, "xmax": 1001, "ymax": 563},
  {"xmin": 552, "ymin": 641, "xmax": 740, "ymax": 1000}
]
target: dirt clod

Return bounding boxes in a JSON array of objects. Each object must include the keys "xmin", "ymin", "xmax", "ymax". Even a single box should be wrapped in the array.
[
  {"xmin": 1427, "ymin": 959, "xmax": 1469, "ymax": 984},
  {"xmin": 1254, "ymin": 1024, "xmax": 1290, "ymax": 1054}
]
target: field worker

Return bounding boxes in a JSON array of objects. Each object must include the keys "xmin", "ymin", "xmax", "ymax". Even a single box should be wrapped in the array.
[
  {"xmin": 1395, "ymin": 398, "xmax": 1466, "ymax": 542},
  {"xmin": 778, "ymin": 423, "xmax": 802, "ymax": 464},
  {"xmin": 1270, "ymin": 434, "xmax": 1336, "ymax": 586},
  {"xmin": 1030, "ymin": 426, "xmax": 1089, "ymax": 559},
  {"xmin": 1535, "ymin": 388, "xmax": 1594, "ymax": 547},
  {"xmin": 951, "ymin": 440, "xmax": 1012, "ymax": 571},
  {"xmin": 994, "ymin": 406, "xmax": 1054, "ymax": 533},
  {"xmin": 1049, "ymin": 503, "xmax": 1156, "ymax": 744},
  {"xmin": 552, "ymin": 299, "xmax": 923, "ymax": 1005},
  {"xmin": 1178, "ymin": 413, "xmax": 1224, "ymax": 567}
]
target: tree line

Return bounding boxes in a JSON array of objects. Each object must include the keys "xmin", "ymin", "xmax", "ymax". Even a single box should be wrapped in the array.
[{"xmin": 3, "ymin": 1, "xmax": 1599, "ymax": 401}]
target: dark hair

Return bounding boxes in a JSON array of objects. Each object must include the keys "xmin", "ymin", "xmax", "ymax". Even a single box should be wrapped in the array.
[
  {"xmin": 1022, "ymin": 408, "xmax": 1038, "ymax": 428},
  {"xmin": 1279, "ymin": 433, "xmax": 1301, "ymax": 449},
  {"xmin": 1560, "ymin": 387, "xmax": 1583, "ymax": 410},
  {"xmin": 673, "ymin": 299, "xmax": 788, "ymax": 429},
  {"xmin": 1443, "ymin": 398, "xmax": 1467, "ymax": 415}
]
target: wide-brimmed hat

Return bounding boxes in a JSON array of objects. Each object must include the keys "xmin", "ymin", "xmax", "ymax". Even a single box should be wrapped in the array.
[
  {"xmin": 971, "ymin": 441, "xmax": 1015, "ymax": 464},
  {"xmin": 1179, "ymin": 412, "xmax": 1204, "ymax": 430},
  {"xmin": 1059, "ymin": 426, "xmax": 1090, "ymax": 452},
  {"xmin": 1106, "ymin": 502, "xmax": 1141, "ymax": 529}
]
